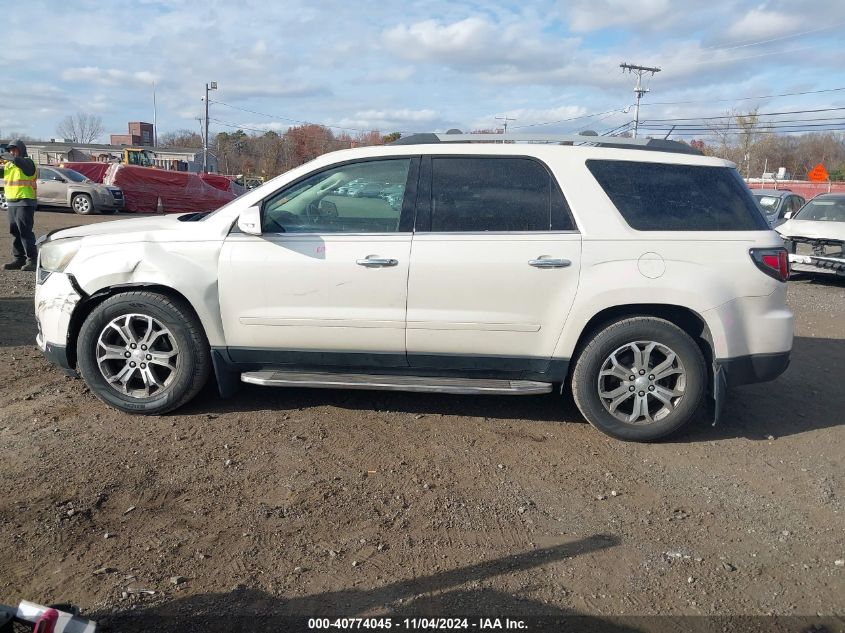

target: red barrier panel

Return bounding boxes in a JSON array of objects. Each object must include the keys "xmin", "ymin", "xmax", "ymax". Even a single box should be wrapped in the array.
[
  {"xmin": 199, "ymin": 173, "xmax": 236, "ymax": 193},
  {"xmin": 58, "ymin": 162, "xmax": 111, "ymax": 183},
  {"xmin": 103, "ymin": 164, "xmax": 236, "ymax": 213},
  {"xmin": 747, "ymin": 180, "xmax": 845, "ymax": 200}
]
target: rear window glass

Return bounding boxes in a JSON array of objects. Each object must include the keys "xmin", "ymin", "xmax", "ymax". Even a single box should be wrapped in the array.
[
  {"xmin": 430, "ymin": 157, "xmax": 574, "ymax": 232},
  {"xmin": 586, "ymin": 160, "xmax": 769, "ymax": 231}
]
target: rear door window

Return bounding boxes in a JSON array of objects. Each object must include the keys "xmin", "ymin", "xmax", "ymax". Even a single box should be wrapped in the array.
[
  {"xmin": 586, "ymin": 160, "xmax": 769, "ymax": 231},
  {"xmin": 428, "ymin": 157, "xmax": 574, "ymax": 232}
]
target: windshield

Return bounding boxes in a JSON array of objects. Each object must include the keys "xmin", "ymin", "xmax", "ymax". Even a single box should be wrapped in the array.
[
  {"xmin": 752, "ymin": 194, "xmax": 780, "ymax": 212},
  {"xmin": 55, "ymin": 168, "xmax": 87, "ymax": 183},
  {"xmin": 127, "ymin": 150, "xmax": 155, "ymax": 167},
  {"xmin": 794, "ymin": 198, "xmax": 845, "ymax": 223}
]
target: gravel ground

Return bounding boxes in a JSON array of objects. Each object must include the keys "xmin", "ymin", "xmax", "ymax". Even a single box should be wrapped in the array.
[{"xmin": 0, "ymin": 210, "xmax": 843, "ymax": 632}]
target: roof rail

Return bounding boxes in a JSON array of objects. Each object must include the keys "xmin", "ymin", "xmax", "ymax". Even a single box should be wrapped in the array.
[{"xmin": 390, "ymin": 133, "xmax": 702, "ymax": 155}]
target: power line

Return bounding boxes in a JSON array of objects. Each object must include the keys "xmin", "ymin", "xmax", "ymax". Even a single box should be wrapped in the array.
[
  {"xmin": 643, "ymin": 123, "xmax": 845, "ymax": 134},
  {"xmin": 210, "ymin": 117, "xmax": 359, "ymax": 146},
  {"xmin": 642, "ymin": 86, "xmax": 845, "ymax": 107},
  {"xmin": 641, "ymin": 127, "xmax": 845, "ymax": 136},
  {"xmin": 640, "ymin": 120, "xmax": 845, "ymax": 130},
  {"xmin": 641, "ymin": 106, "xmax": 845, "ymax": 123},
  {"xmin": 209, "ymin": 99, "xmax": 404, "ymax": 134},
  {"xmin": 687, "ymin": 42, "xmax": 834, "ymax": 67},
  {"xmin": 700, "ymin": 20, "xmax": 845, "ymax": 52},
  {"xmin": 510, "ymin": 108, "xmax": 628, "ymax": 130},
  {"xmin": 600, "ymin": 120, "xmax": 635, "ymax": 136}
]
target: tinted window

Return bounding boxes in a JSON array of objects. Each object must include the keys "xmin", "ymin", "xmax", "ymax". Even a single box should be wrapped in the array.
[
  {"xmin": 56, "ymin": 168, "xmax": 87, "ymax": 183},
  {"xmin": 587, "ymin": 160, "xmax": 769, "ymax": 231},
  {"xmin": 263, "ymin": 159, "xmax": 411, "ymax": 233},
  {"xmin": 39, "ymin": 167, "xmax": 60, "ymax": 181},
  {"xmin": 430, "ymin": 157, "xmax": 573, "ymax": 232}
]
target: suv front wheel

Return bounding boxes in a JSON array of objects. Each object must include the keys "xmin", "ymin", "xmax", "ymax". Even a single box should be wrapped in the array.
[
  {"xmin": 572, "ymin": 317, "xmax": 706, "ymax": 441},
  {"xmin": 77, "ymin": 291, "xmax": 211, "ymax": 415}
]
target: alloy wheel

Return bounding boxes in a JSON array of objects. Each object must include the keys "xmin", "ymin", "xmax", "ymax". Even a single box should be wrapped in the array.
[
  {"xmin": 96, "ymin": 314, "xmax": 180, "ymax": 398},
  {"xmin": 73, "ymin": 195, "xmax": 91, "ymax": 213},
  {"xmin": 597, "ymin": 340, "xmax": 687, "ymax": 425}
]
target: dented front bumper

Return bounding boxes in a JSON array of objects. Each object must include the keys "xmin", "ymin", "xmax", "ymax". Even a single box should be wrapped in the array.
[
  {"xmin": 786, "ymin": 237, "xmax": 845, "ymax": 276},
  {"xmin": 34, "ymin": 271, "xmax": 81, "ymax": 374}
]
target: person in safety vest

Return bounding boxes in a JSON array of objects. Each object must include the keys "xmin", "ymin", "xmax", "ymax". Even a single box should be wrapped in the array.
[{"xmin": 1, "ymin": 140, "xmax": 38, "ymax": 271}]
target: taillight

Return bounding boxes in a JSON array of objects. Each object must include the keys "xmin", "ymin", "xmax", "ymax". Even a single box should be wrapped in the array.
[{"xmin": 750, "ymin": 248, "xmax": 789, "ymax": 282}]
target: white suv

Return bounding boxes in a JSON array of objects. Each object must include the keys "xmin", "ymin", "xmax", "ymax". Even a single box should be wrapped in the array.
[{"xmin": 34, "ymin": 134, "xmax": 793, "ymax": 441}]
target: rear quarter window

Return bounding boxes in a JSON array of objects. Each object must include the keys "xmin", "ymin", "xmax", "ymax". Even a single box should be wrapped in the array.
[{"xmin": 586, "ymin": 160, "xmax": 769, "ymax": 231}]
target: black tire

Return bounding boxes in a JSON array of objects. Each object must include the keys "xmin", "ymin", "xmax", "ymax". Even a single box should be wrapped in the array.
[
  {"xmin": 77, "ymin": 291, "xmax": 211, "ymax": 415},
  {"xmin": 571, "ymin": 317, "xmax": 706, "ymax": 441},
  {"xmin": 71, "ymin": 193, "xmax": 94, "ymax": 215}
]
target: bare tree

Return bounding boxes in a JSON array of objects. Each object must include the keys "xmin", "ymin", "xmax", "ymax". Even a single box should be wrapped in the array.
[
  {"xmin": 56, "ymin": 113, "xmax": 105, "ymax": 143},
  {"xmin": 158, "ymin": 129, "xmax": 203, "ymax": 148},
  {"xmin": 735, "ymin": 109, "xmax": 760, "ymax": 178}
]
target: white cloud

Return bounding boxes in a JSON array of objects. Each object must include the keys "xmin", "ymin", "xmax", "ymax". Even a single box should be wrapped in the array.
[
  {"xmin": 563, "ymin": 0, "xmax": 673, "ymax": 32},
  {"xmin": 725, "ymin": 7, "xmax": 796, "ymax": 41},
  {"xmin": 365, "ymin": 66, "xmax": 416, "ymax": 82},
  {"xmin": 382, "ymin": 17, "xmax": 576, "ymax": 71},
  {"xmin": 61, "ymin": 66, "xmax": 159, "ymax": 85},
  {"xmin": 469, "ymin": 105, "xmax": 589, "ymax": 131},
  {"xmin": 334, "ymin": 109, "xmax": 441, "ymax": 131},
  {"xmin": 224, "ymin": 83, "xmax": 331, "ymax": 99}
]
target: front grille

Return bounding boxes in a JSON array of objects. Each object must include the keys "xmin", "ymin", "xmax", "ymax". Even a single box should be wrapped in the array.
[{"xmin": 793, "ymin": 239, "xmax": 844, "ymax": 258}]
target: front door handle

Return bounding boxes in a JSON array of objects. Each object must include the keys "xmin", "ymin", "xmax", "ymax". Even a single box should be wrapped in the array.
[
  {"xmin": 529, "ymin": 257, "xmax": 571, "ymax": 268},
  {"xmin": 356, "ymin": 256, "xmax": 398, "ymax": 268}
]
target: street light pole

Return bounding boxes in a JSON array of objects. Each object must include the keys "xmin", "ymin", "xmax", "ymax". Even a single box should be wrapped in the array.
[{"xmin": 203, "ymin": 81, "xmax": 217, "ymax": 173}]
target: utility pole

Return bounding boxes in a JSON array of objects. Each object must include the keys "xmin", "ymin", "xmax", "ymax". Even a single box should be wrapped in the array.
[
  {"xmin": 619, "ymin": 63, "xmax": 661, "ymax": 138},
  {"xmin": 152, "ymin": 81, "xmax": 157, "ymax": 147},
  {"xmin": 495, "ymin": 115, "xmax": 516, "ymax": 133},
  {"xmin": 203, "ymin": 81, "xmax": 217, "ymax": 173}
]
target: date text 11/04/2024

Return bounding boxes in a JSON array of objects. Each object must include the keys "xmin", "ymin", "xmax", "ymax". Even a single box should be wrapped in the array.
[{"xmin": 307, "ymin": 618, "xmax": 528, "ymax": 630}]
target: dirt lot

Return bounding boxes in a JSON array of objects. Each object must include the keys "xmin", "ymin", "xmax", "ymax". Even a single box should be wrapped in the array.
[{"xmin": 0, "ymin": 210, "xmax": 842, "ymax": 632}]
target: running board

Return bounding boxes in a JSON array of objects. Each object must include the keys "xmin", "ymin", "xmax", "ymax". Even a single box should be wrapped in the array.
[{"xmin": 240, "ymin": 370, "xmax": 552, "ymax": 395}]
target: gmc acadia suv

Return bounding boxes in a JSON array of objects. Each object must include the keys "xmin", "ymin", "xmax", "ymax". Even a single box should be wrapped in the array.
[{"xmin": 34, "ymin": 133, "xmax": 793, "ymax": 441}]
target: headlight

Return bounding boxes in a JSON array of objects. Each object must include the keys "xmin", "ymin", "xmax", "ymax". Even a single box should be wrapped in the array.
[{"xmin": 40, "ymin": 237, "xmax": 82, "ymax": 272}]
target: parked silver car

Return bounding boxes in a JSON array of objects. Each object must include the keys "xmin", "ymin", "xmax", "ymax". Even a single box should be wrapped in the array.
[
  {"xmin": 2, "ymin": 165, "xmax": 125, "ymax": 215},
  {"xmin": 751, "ymin": 189, "xmax": 805, "ymax": 227}
]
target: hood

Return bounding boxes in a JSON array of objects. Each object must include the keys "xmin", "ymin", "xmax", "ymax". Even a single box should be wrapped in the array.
[
  {"xmin": 776, "ymin": 219, "xmax": 845, "ymax": 242},
  {"xmin": 47, "ymin": 213, "xmax": 196, "ymax": 241},
  {"xmin": 8, "ymin": 139, "xmax": 28, "ymax": 157}
]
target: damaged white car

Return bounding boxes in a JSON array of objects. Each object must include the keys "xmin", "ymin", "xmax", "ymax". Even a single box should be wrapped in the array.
[{"xmin": 776, "ymin": 193, "xmax": 845, "ymax": 277}]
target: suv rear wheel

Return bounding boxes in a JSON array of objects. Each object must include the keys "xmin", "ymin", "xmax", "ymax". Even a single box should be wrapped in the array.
[
  {"xmin": 77, "ymin": 291, "xmax": 211, "ymax": 414},
  {"xmin": 572, "ymin": 317, "xmax": 706, "ymax": 441}
]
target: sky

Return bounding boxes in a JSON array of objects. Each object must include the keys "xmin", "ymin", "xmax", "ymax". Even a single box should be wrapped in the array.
[{"xmin": 2, "ymin": 0, "xmax": 844, "ymax": 143}]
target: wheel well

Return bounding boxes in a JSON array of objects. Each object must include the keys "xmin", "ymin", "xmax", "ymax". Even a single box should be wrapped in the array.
[
  {"xmin": 66, "ymin": 283, "xmax": 205, "ymax": 367},
  {"xmin": 571, "ymin": 304, "xmax": 714, "ymax": 372}
]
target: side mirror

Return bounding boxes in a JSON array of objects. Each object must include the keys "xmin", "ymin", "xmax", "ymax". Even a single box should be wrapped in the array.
[
  {"xmin": 237, "ymin": 204, "xmax": 262, "ymax": 235},
  {"xmin": 784, "ymin": 211, "xmax": 793, "ymax": 220}
]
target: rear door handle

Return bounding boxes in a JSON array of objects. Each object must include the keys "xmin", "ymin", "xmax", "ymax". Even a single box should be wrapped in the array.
[
  {"xmin": 356, "ymin": 256, "xmax": 398, "ymax": 268},
  {"xmin": 529, "ymin": 257, "xmax": 571, "ymax": 268}
]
